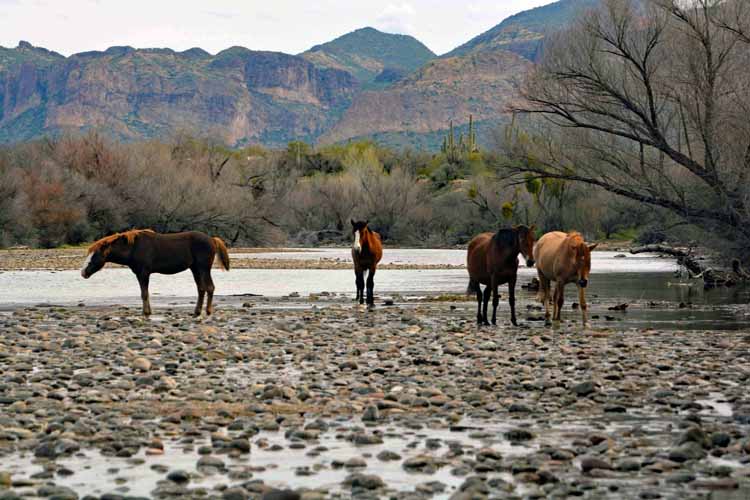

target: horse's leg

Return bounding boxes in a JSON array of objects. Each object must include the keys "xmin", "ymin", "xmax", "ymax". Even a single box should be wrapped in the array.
[
  {"xmin": 353, "ymin": 269, "xmax": 359, "ymax": 302},
  {"xmin": 475, "ymin": 285, "xmax": 483, "ymax": 325},
  {"xmin": 536, "ymin": 269, "xmax": 549, "ymax": 303},
  {"xmin": 578, "ymin": 285, "xmax": 588, "ymax": 327},
  {"xmin": 482, "ymin": 286, "xmax": 491, "ymax": 326},
  {"xmin": 137, "ymin": 272, "xmax": 152, "ymax": 316},
  {"xmin": 366, "ymin": 266, "xmax": 376, "ymax": 306},
  {"xmin": 554, "ymin": 282, "xmax": 565, "ymax": 321},
  {"xmin": 490, "ymin": 275, "xmax": 500, "ymax": 326},
  {"xmin": 356, "ymin": 270, "xmax": 365, "ymax": 305},
  {"xmin": 191, "ymin": 268, "xmax": 205, "ymax": 317},
  {"xmin": 205, "ymin": 270, "xmax": 215, "ymax": 315},
  {"xmin": 541, "ymin": 276, "xmax": 552, "ymax": 327},
  {"xmin": 508, "ymin": 274, "xmax": 517, "ymax": 327}
]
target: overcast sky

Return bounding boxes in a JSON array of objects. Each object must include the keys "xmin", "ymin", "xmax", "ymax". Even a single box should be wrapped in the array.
[{"xmin": 0, "ymin": 0, "xmax": 553, "ymax": 56}]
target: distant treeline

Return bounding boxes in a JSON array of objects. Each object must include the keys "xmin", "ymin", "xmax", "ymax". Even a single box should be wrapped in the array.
[{"xmin": 0, "ymin": 131, "xmax": 668, "ymax": 249}]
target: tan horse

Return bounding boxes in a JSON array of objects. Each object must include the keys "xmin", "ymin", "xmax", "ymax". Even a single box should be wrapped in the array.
[
  {"xmin": 533, "ymin": 231, "xmax": 597, "ymax": 326},
  {"xmin": 351, "ymin": 220, "xmax": 383, "ymax": 306}
]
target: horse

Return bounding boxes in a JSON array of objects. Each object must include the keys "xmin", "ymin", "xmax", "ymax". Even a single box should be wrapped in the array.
[
  {"xmin": 466, "ymin": 225, "xmax": 536, "ymax": 326},
  {"xmin": 351, "ymin": 220, "xmax": 383, "ymax": 306},
  {"xmin": 80, "ymin": 229, "xmax": 230, "ymax": 316},
  {"xmin": 533, "ymin": 231, "xmax": 597, "ymax": 326}
]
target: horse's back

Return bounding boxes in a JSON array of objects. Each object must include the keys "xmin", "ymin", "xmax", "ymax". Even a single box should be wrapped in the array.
[
  {"xmin": 534, "ymin": 231, "xmax": 569, "ymax": 281},
  {"xmin": 136, "ymin": 231, "xmax": 216, "ymax": 273}
]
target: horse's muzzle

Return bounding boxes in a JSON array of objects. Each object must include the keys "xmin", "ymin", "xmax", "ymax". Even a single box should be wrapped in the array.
[
  {"xmin": 81, "ymin": 270, "xmax": 89, "ymax": 279},
  {"xmin": 526, "ymin": 259, "xmax": 535, "ymax": 268},
  {"xmin": 578, "ymin": 279, "xmax": 588, "ymax": 288}
]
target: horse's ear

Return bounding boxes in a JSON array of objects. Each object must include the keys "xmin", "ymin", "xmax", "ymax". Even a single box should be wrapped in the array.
[
  {"xmin": 350, "ymin": 219, "xmax": 355, "ymax": 226},
  {"xmin": 364, "ymin": 220, "xmax": 369, "ymax": 227},
  {"xmin": 588, "ymin": 243, "xmax": 598, "ymax": 252},
  {"xmin": 530, "ymin": 224, "xmax": 537, "ymax": 232}
]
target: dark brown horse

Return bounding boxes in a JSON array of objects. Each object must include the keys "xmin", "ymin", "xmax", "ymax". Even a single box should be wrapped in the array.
[
  {"xmin": 81, "ymin": 229, "xmax": 230, "ymax": 316},
  {"xmin": 351, "ymin": 220, "xmax": 383, "ymax": 306},
  {"xmin": 466, "ymin": 225, "xmax": 536, "ymax": 326}
]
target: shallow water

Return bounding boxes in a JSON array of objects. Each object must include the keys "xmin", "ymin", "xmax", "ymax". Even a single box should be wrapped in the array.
[
  {"xmin": 4, "ymin": 420, "xmax": 539, "ymax": 499},
  {"xmin": 1, "ymin": 249, "xmax": 748, "ymax": 330}
]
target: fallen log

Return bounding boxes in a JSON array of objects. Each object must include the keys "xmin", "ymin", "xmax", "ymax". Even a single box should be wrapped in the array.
[{"xmin": 629, "ymin": 244, "xmax": 747, "ymax": 288}]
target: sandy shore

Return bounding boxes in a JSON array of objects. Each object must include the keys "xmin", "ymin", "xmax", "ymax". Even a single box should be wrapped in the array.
[
  {"xmin": 0, "ymin": 299, "xmax": 748, "ymax": 499},
  {"xmin": 0, "ymin": 248, "xmax": 464, "ymax": 271}
]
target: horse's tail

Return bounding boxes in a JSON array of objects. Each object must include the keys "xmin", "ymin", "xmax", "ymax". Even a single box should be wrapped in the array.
[
  {"xmin": 213, "ymin": 237, "xmax": 230, "ymax": 271},
  {"xmin": 467, "ymin": 278, "xmax": 481, "ymax": 296}
]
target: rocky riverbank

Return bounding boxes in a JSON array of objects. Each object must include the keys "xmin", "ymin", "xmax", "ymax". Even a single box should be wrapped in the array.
[{"xmin": 0, "ymin": 300, "xmax": 749, "ymax": 499}]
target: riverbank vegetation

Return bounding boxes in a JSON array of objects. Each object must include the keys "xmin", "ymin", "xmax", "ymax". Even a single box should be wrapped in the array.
[{"xmin": 0, "ymin": 130, "xmax": 663, "ymax": 250}]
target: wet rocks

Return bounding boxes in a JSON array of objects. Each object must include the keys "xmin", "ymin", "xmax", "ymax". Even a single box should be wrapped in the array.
[
  {"xmin": 344, "ymin": 473, "xmax": 385, "ymax": 490},
  {"xmin": 504, "ymin": 428, "xmax": 535, "ymax": 442},
  {"xmin": 131, "ymin": 357, "xmax": 152, "ymax": 371},
  {"xmin": 669, "ymin": 442, "xmax": 707, "ymax": 462},
  {"xmin": 34, "ymin": 439, "xmax": 80, "ymax": 459},
  {"xmin": 571, "ymin": 380, "xmax": 598, "ymax": 397},
  {"xmin": 166, "ymin": 469, "xmax": 190, "ymax": 483},
  {"xmin": 580, "ymin": 456, "xmax": 613, "ymax": 473},
  {"xmin": 1, "ymin": 300, "xmax": 749, "ymax": 499},
  {"xmin": 362, "ymin": 405, "xmax": 379, "ymax": 422},
  {"xmin": 403, "ymin": 455, "xmax": 443, "ymax": 473}
]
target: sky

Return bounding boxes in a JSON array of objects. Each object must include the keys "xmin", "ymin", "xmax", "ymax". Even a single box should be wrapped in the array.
[{"xmin": 0, "ymin": 0, "xmax": 553, "ymax": 56}]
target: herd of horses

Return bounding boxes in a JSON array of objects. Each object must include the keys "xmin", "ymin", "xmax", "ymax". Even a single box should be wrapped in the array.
[{"xmin": 80, "ymin": 222, "xmax": 596, "ymax": 326}]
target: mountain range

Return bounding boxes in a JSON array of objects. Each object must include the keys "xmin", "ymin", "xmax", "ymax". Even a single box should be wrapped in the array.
[{"xmin": 0, "ymin": 0, "xmax": 599, "ymax": 149}]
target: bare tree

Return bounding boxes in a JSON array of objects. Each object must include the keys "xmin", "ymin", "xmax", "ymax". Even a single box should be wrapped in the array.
[{"xmin": 504, "ymin": 0, "xmax": 750, "ymax": 251}]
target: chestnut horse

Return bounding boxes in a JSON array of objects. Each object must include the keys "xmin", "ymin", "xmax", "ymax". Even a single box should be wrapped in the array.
[
  {"xmin": 81, "ymin": 229, "xmax": 230, "ymax": 316},
  {"xmin": 351, "ymin": 220, "xmax": 382, "ymax": 306},
  {"xmin": 533, "ymin": 231, "xmax": 597, "ymax": 326},
  {"xmin": 467, "ymin": 225, "xmax": 536, "ymax": 326}
]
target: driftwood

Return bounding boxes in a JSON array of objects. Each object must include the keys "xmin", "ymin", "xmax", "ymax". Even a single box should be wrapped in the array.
[{"xmin": 630, "ymin": 244, "xmax": 748, "ymax": 288}]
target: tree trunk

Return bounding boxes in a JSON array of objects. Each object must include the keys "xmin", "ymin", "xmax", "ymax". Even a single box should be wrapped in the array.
[{"xmin": 630, "ymin": 244, "xmax": 747, "ymax": 288}]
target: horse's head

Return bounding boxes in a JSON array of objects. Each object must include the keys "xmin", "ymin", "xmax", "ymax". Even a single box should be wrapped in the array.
[
  {"xmin": 80, "ymin": 245, "xmax": 108, "ymax": 279},
  {"xmin": 351, "ymin": 219, "xmax": 368, "ymax": 253},
  {"xmin": 513, "ymin": 224, "xmax": 537, "ymax": 267},
  {"xmin": 81, "ymin": 230, "xmax": 150, "ymax": 278},
  {"xmin": 574, "ymin": 239, "xmax": 598, "ymax": 288}
]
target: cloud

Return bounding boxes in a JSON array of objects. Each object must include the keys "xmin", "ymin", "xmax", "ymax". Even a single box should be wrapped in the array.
[{"xmin": 374, "ymin": 2, "xmax": 417, "ymax": 35}]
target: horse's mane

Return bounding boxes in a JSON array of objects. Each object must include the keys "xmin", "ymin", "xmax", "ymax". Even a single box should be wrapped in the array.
[
  {"xmin": 87, "ymin": 229, "xmax": 155, "ymax": 255},
  {"xmin": 492, "ymin": 228, "xmax": 517, "ymax": 248},
  {"xmin": 566, "ymin": 231, "xmax": 585, "ymax": 245}
]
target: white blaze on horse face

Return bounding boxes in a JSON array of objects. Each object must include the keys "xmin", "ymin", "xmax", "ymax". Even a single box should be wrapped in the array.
[
  {"xmin": 80, "ymin": 252, "xmax": 93, "ymax": 278},
  {"xmin": 353, "ymin": 230, "xmax": 362, "ymax": 253}
]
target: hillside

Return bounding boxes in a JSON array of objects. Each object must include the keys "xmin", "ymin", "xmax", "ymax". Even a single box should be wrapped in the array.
[
  {"xmin": 0, "ymin": 0, "xmax": 592, "ymax": 148},
  {"xmin": 319, "ymin": 50, "xmax": 532, "ymax": 147},
  {"xmin": 0, "ymin": 42, "xmax": 357, "ymax": 146},
  {"xmin": 319, "ymin": 0, "xmax": 603, "ymax": 147},
  {"xmin": 301, "ymin": 27, "xmax": 436, "ymax": 86},
  {"xmin": 445, "ymin": 0, "xmax": 600, "ymax": 61}
]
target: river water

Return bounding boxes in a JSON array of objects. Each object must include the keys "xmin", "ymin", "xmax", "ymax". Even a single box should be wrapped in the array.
[{"xmin": 0, "ymin": 249, "xmax": 748, "ymax": 330}]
